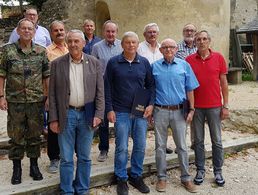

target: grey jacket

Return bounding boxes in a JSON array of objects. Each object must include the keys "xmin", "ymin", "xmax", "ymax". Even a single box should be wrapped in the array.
[{"xmin": 48, "ymin": 53, "xmax": 104, "ymax": 131}]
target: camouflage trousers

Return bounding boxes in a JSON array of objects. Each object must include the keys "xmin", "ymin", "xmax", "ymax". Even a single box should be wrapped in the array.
[{"xmin": 7, "ymin": 102, "xmax": 44, "ymax": 160}]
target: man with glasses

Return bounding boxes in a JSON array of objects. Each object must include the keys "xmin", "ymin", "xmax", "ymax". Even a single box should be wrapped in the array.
[
  {"xmin": 176, "ymin": 23, "xmax": 197, "ymax": 60},
  {"xmin": 186, "ymin": 30, "xmax": 229, "ymax": 187},
  {"xmin": 152, "ymin": 38, "xmax": 198, "ymax": 193},
  {"xmin": 0, "ymin": 18, "xmax": 50, "ymax": 185},
  {"xmin": 8, "ymin": 8, "xmax": 51, "ymax": 47}
]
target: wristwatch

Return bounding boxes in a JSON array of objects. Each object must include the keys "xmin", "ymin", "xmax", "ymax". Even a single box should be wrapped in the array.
[
  {"xmin": 223, "ymin": 104, "xmax": 229, "ymax": 109},
  {"xmin": 189, "ymin": 108, "xmax": 195, "ymax": 112}
]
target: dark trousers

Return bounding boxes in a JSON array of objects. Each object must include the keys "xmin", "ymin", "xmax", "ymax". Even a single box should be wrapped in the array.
[
  {"xmin": 47, "ymin": 116, "xmax": 60, "ymax": 161},
  {"xmin": 98, "ymin": 113, "xmax": 109, "ymax": 152}
]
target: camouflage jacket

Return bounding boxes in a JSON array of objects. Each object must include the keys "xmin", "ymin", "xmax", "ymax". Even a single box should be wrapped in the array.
[{"xmin": 0, "ymin": 42, "xmax": 50, "ymax": 103}]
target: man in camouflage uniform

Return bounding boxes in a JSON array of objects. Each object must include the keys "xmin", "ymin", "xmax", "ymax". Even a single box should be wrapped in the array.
[{"xmin": 0, "ymin": 18, "xmax": 50, "ymax": 185}]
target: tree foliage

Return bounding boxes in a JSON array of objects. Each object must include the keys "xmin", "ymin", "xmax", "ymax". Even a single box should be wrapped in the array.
[{"xmin": 2, "ymin": 0, "xmax": 47, "ymax": 11}]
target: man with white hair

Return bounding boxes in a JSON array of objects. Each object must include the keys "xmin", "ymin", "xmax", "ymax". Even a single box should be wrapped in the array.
[
  {"xmin": 105, "ymin": 31, "xmax": 154, "ymax": 195},
  {"xmin": 137, "ymin": 23, "xmax": 163, "ymax": 64},
  {"xmin": 152, "ymin": 38, "xmax": 198, "ymax": 193},
  {"xmin": 49, "ymin": 29, "xmax": 104, "ymax": 194},
  {"xmin": 176, "ymin": 23, "xmax": 197, "ymax": 60}
]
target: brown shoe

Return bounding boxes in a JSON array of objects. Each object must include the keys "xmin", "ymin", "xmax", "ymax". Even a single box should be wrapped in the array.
[
  {"xmin": 181, "ymin": 181, "xmax": 197, "ymax": 193},
  {"xmin": 156, "ymin": 180, "xmax": 166, "ymax": 192}
]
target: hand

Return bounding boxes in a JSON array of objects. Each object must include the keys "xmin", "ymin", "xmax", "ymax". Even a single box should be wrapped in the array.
[
  {"xmin": 107, "ymin": 111, "xmax": 116, "ymax": 123},
  {"xmin": 50, "ymin": 121, "xmax": 60, "ymax": 133},
  {"xmin": 0, "ymin": 97, "xmax": 8, "ymax": 111},
  {"xmin": 186, "ymin": 110, "xmax": 194, "ymax": 123},
  {"xmin": 143, "ymin": 105, "xmax": 153, "ymax": 118},
  {"xmin": 221, "ymin": 107, "xmax": 229, "ymax": 120},
  {"xmin": 93, "ymin": 117, "xmax": 102, "ymax": 128}
]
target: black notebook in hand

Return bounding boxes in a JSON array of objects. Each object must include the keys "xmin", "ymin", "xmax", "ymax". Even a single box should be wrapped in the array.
[
  {"xmin": 131, "ymin": 89, "xmax": 151, "ymax": 117},
  {"xmin": 182, "ymin": 99, "xmax": 190, "ymax": 120},
  {"xmin": 84, "ymin": 101, "xmax": 95, "ymax": 126}
]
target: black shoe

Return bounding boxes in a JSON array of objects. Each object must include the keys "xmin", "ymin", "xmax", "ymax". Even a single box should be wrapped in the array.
[
  {"xmin": 215, "ymin": 173, "xmax": 225, "ymax": 187},
  {"xmin": 194, "ymin": 170, "xmax": 205, "ymax": 185},
  {"xmin": 11, "ymin": 160, "xmax": 22, "ymax": 185},
  {"xmin": 117, "ymin": 180, "xmax": 128, "ymax": 195},
  {"xmin": 128, "ymin": 176, "xmax": 150, "ymax": 193},
  {"xmin": 166, "ymin": 148, "xmax": 173, "ymax": 154},
  {"xmin": 30, "ymin": 165, "xmax": 43, "ymax": 180}
]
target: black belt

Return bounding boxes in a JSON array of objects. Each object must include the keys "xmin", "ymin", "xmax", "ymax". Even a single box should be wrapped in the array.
[
  {"xmin": 155, "ymin": 104, "xmax": 183, "ymax": 110},
  {"xmin": 69, "ymin": 105, "xmax": 85, "ymax": 111}
]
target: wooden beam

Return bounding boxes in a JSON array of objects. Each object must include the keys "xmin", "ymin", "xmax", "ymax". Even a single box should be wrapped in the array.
[{"xmin": 252, "ymin": 35, "xmax": 258, "ymax": 80}]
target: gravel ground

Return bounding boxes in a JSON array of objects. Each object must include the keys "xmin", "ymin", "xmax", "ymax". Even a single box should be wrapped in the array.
[{"xmin": 91, "ymin": 148, "xmax": 258, "ymax": 195}]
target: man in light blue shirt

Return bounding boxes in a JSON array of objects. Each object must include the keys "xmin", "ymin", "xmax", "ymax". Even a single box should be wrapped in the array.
[
  {"xmin": 91, "ymin": 20, "xmax": 122, "ymax": 162},
  {"xmin": 152, "ymin": 38, "xmax": 199, "ymax": 193},
  {"xmin": 8, "ymin": 8, "xmax": 51, "ymax": 47}
]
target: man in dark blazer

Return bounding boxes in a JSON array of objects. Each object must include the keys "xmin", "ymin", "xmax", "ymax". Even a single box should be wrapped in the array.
[{"xmin": 48, "ymin": 29, "xmax": 104, "ymax": 195}]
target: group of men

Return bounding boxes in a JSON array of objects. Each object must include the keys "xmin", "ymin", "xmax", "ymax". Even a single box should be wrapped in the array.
[{"xmin": 0, "ymin": 7, "xmax": 229, "ymax": 195}]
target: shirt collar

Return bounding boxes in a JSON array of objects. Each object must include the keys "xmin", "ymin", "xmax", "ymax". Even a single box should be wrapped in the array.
[
  {"xmin": 195, "ymin": 48, "xmax": 213, "ymax": 60},
  {"xmin": 183, "ymin": 40, "xmax": 196, "ymax": 48},
  {"xmin": 69, "ymin": 53, "xmax": 84, "ymax": 64},
  {"xmin": 105, "ymin": 39, "xmax": 117, "ymax": 47},
  {"xmin": 161, "ymin": 57, "xmax": 177, "ymax": 65},
  {"xmin": 15, "ymin": 40, "xmax": 36, "ymax": 53},
  {"xmin": 144, "ymin": 40, "xmax": 160, "ymax": 49},
  {"xmin": 51, "ymin": 42, "xmax": 68, "ymax": 49},
  {"xmin": 118, "ymin": 53, "xmax": 141, "ymax": 63}
]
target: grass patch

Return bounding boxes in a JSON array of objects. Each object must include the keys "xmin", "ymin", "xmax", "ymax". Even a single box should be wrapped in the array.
[{"xmin": 242, "ymin": 72, "xmax": 253, "ymax": 81}]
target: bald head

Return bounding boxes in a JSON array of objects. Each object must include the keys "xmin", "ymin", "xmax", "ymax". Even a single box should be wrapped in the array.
[{"xmin": 160, "ymin": 38, "xmax": 178, "ymax": 62}]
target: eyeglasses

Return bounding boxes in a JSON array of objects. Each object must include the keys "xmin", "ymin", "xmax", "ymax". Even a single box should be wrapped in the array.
[
  {"xmin": 146, "ymin": 31, "xmax": 157, "ymax": 35},
  {"xmin": 161, "ymin": 46, "xmax": 177, "ymax": 50},
  {"xmin": 183, "ymin": 29, "xmax": 196, "ymax": 33}
]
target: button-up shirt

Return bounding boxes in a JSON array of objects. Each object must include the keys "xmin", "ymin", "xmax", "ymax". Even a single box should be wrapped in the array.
[
  {"xmin": 69, "ymin": 55, "xmax": 85, "ymax": 107},
  {"xmin": 46, "ymin": 42, "xmax": 69, "ymax": 62},
  {"xmin": 91, "ymin": 39, "xmax": 123, "ymax": 75},
  {"xmin": 83, "ymin": 35, "xmax": 101, "ymax": 55},
  {"xmin": 137, "ymin": 40, "xmax": 163, "ymax": 64},
  {"xmin": 8, "ymin": 25, "xmax": 51, "ymax": 47},
  {"xmin": 152, "ymin": 57, "xmax": 199, "ymax": 105},
  {"xmin": 176, "ymin": 40, "xmax": 197, "ymax": 60}
]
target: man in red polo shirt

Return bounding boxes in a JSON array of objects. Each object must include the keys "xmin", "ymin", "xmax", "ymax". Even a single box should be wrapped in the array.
[{"xmin": 186, "ymin": 30, "xmax": 229, "ymax": 187}]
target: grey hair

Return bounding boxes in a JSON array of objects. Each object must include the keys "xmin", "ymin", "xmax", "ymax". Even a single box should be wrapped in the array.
[
  {"xmin": 143, "ymin": 23, "xmax": 159, "ymax": 33},
  {"xmin": 66, "ymin": 29, "xmax": 85, "ymax": 41},
  {"xmin": 49, "ymin": 20, "xmax": 65, "ymax": 31},
  {"xmin": 195, "ymin": 30, "xmax": 211, "ymax": 40},
  {"xmin": 83, "ymin": 19, "xmax": 95, "ymax": 26},
  {"xmin": 121, "ymin": 31, "xmax": 139, "ymax": 43},
  {"xmin": 102, "ymin": 20, "xmax": 118, "ymax": 32},
  {"xmin": 17, "ymin": 18, "xmax": 35, "ymax": 29}
]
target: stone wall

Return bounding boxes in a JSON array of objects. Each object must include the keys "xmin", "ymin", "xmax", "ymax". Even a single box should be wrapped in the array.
[
  {"xmin": 230, "ymin": 0, "xmax": 258, "ymax": 29},
  {"xmin": 39, "ymin": 0, "xmax": 230, "ymax": 60}
]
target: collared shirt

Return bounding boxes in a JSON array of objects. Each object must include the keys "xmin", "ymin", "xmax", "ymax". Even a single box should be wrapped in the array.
[
  {"xmin": 137, "ymin": 40, "xmax": 163, "ymax": 64},
  {"xmin": 176, "ymin": 40, "xmax": 197, "ymax": 60},
  {"xmin": 186, "ymin": 49, "xmax": 227, "ymax": 108},
  {"xmin": 83, "ymin": 34, "xmax": 101, "ymax": 55},
  {"xmin": 69, "ymin": 55, "xmax": 85, "ymax": 107},
  {"xmin": 46, "ymin": 42, "xmax": 69, "ymax": 62},
  {"xmin": 91, "ymin": 39, "xmax": 122, "ymax": 75},
  {"xmin": 152, "ymin": 57, "xmax": 199, "ymax": 105},
  {"xmin": 105, "ymin": 53, "xmax": 155, "ymax": 113},
  {"xmin": 0, "ymin": 42, "xmax": 50, "ymax": 103},
  {"xmin": 8, "ymin": 25, "xmax": 51, "ymax": 47}
]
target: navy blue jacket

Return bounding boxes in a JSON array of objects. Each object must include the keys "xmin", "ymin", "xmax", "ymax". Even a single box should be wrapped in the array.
[{"xmin": 105, "ymin": 53, "xmax": 155, "ymax": 113}]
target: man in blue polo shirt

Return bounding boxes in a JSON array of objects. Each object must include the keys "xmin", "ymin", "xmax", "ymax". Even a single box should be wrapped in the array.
[
  {"xmin": 152, "ymin": 38, "xmax": 199, "ymax": 193},
  {"xmin": 105, "ymin": 31, "xmax": 154, "ymax": 195}
]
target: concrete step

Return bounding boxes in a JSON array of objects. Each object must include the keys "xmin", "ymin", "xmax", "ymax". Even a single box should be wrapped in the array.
[{"xmin": 1, "ymin": 135, "xmax": 258, "ymax": 195}]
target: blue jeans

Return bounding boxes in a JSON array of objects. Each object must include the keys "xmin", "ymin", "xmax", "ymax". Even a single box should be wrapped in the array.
[
  {"xmin": 192, "ymin": 107, "xmax": 224, "ymax": 174},
  {"xmin": 154, "ymin": 107, "xmax": 191, "ymax": 182},
  {"xmin": 114, "ymin": 112, "xmax": 148, "ymax": 180},
  {"xmin": 58, "ymin": 109, "xmax": 94, "ymax": 195}
]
